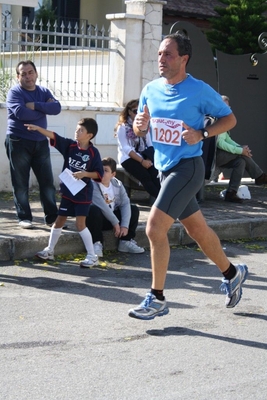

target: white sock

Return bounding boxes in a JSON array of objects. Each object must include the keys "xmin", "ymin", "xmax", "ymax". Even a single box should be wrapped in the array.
[
  {"xmin": 79, "ymin": 228, "xmax": 95, "ymax": 257},
  {"xmin": 47, "ymin": 227, "xmax": 62, "ymax": 251}
]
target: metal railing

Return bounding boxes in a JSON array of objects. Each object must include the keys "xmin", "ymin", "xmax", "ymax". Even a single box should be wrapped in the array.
[{"xmin": 0, "ymin": 16, "xmax": 120, "ymax": 105}]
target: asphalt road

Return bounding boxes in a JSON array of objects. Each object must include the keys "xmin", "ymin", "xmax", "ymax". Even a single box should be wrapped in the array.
[{"xmin": 1, "ymin": 239, "xmax": 267, "ymax": 400}]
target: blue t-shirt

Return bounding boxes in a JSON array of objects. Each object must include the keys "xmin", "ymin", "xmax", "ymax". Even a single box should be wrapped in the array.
[
  {"xmin": 138, "ymin": 74, "xmax": 232, "ymax": 172},
  {"xmin": 51, "ymin": 133, "xmax": 104, "ymax": 203}
]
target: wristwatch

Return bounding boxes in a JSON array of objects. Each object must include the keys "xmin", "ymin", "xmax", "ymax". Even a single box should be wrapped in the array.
[{"xmin": 200, "ymin": 128, "xmax": 209, "ymax": 139}]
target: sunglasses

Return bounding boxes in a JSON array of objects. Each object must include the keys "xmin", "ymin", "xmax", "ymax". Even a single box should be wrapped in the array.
[{"xmin": 131, "ymin": 108, "xmax": 138, "ymax": 114}]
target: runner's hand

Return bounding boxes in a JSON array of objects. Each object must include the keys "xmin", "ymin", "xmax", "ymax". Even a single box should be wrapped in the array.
[{"xmin": 182, "ymin": 122, "xmax": 203, "ymax": 144}]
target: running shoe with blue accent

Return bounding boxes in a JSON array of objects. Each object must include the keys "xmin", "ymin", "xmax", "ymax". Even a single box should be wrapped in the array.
[
  {"xmin": 128, "ymin": 292, "xmax": 169, "ymax": 320},
  {"xmin": 220, "ymin": 264, "xmax": 248, "ymax": 308}
]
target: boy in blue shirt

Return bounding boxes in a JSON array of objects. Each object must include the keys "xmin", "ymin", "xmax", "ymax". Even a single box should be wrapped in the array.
[{"xmin": 25, "ymin": 118, "xmax": 104, "ymax": 267}]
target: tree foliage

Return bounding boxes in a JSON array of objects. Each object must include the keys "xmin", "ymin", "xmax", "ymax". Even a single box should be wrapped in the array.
[
  {"xmin": 35, "ymin": 1, "xmax": 57, "ymax": 27},
  {"xmin": 33, "ymin": 1, "xmax": 57, "ymax": 50},
  {"xmin": 206, "ymin": 0, "xmax": 267, "ymax": 54}
]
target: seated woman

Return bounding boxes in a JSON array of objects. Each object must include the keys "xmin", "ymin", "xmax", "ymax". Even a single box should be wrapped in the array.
[{"xmin": 115, "ymin": 99, "xmax": 160, "ymax": 200}]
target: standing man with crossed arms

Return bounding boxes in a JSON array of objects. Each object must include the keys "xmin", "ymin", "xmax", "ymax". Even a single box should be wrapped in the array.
[
  {"xmin": 5, "ymin": 60, "xmax": 61, "ymax": 229},
  {"xmin": 128, "ymin": 33, "xmax": 248, "ymax": 320}
]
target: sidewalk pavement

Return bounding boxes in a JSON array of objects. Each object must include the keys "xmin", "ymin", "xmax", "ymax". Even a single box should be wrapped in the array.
[{"xmin": 1, "ymin": 179, "xmax": 267, "ymax": 261}]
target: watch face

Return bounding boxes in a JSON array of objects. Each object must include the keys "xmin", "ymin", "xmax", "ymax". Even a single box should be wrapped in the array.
[{"xmin": 201, "ymin": 129, "xmax": 209, "ymax": 138}]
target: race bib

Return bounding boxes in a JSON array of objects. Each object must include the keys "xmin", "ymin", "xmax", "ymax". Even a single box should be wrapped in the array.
[{"xmin": 150, "ymin": 117, "xmax": 183, "ymax": 146}]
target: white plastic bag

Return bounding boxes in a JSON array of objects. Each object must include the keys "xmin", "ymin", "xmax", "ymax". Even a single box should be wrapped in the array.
[
  {"xmin": 220, "ymin": 185, "xmax": 251, "ymax": 199},
  {"xmin": 236, "ymin": 185, "xmax": 251, "ymax": 199}
]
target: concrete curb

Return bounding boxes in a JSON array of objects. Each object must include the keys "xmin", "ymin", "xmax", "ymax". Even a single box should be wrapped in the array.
[
  {"xmin": 0, "ymin": 230, "xmax": 116, "ymax": 261},
  {"xmin": 1, "ymin": 217, "xmax": 267, "ymax": 261},
  {"xmin": 1, "ymin": 183, "xmax": 267, "ymax": 262}
]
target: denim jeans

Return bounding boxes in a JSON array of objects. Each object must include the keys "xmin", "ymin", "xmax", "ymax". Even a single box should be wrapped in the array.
[{"xmin": 5, "ymin": 135, "xmax": 58, "ymax": 224}]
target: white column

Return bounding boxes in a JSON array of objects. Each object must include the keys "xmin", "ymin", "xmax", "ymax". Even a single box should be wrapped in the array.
[
  {"xmin": 107, "ymin": 0, "xmax": 165, "ymax": 106},
  {"xmin": 125, "ymin": 0, "xmax": 166, "ymax": 87},
  {"xmin": 106, "ymin": 13, "xmax": 144, "ymax": 106}
]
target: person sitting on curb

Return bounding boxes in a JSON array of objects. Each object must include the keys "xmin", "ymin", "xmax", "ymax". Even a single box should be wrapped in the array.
[
  {"xmin": 115, "ymin": 99, "xmax": 160, "ymax": 201},
  {"xmin": 86, "ymin": 157, "xmax": 144, "ymax": 257},
  {"xmin": 25, "ymin": 118, "xmax": 104, "ymax": 268},
  {"xmin": 216, "ymin": 95, "xmax": 267, "ymax": 203}
]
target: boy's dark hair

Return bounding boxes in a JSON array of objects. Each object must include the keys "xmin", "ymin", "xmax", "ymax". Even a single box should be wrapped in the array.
[
  {"xmin": 78, "ymin": 118, "xmax": 98, "ymax": 138},
  {"xmin": 102, "ymin": 157, "xmax": 117, "ymax": 173},
  {"xmin": 16, "ymin": 60, "xmax": 37, "ymax": 75}
]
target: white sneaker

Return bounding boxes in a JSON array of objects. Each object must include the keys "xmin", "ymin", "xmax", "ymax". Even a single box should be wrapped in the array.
[
  {"xmin": 36, "ymin": 248, "xmax": 54, "ymax": 260},
  {"xmin": 80, "ymin": 255, "xmax": 99, "ymax": 268},
  {"xmin": 19, "ymin": 220, "xmax": 33, "ymax": 229},
  {"xmin": 93, "ymin": 241, "xmax": 103, "ymax": 257},
  {"xmin": 118, "ymin": 239, "xmax": 145, "ymax": 254}
]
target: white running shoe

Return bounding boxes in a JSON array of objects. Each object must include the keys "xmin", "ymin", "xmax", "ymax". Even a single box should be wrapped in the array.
[
  {"xmin": 19, "ymin": 220, "xmax": 33, "ymax": 229},
  {"xmin": 36, "ymin": 248, "xmax": 54, "ymax": 260},
  {"xmin": 80, "ymin": 255, "xmax": 99, "ymax": 268},
  {"xmin": 118, "ymin": 239, "xmax": 145, "ymax": 254},
  {"xmin": 93, "ymin": 241, "xmax": 103, "ymax": 257}
]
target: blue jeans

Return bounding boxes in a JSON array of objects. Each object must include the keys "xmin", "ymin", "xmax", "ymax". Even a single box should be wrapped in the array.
[{"xmin": 5, "ymin": 135, "xmax": 58, "ymax": 224}]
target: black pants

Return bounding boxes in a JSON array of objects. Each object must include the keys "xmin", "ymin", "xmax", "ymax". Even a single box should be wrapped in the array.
[
  {"xmin": 86, "ymin": 204, "xmax": 139, "ymax": 243},
  {"xmin": 122, "ymin": 158, "xmax": 160, "ymax": 198}
]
